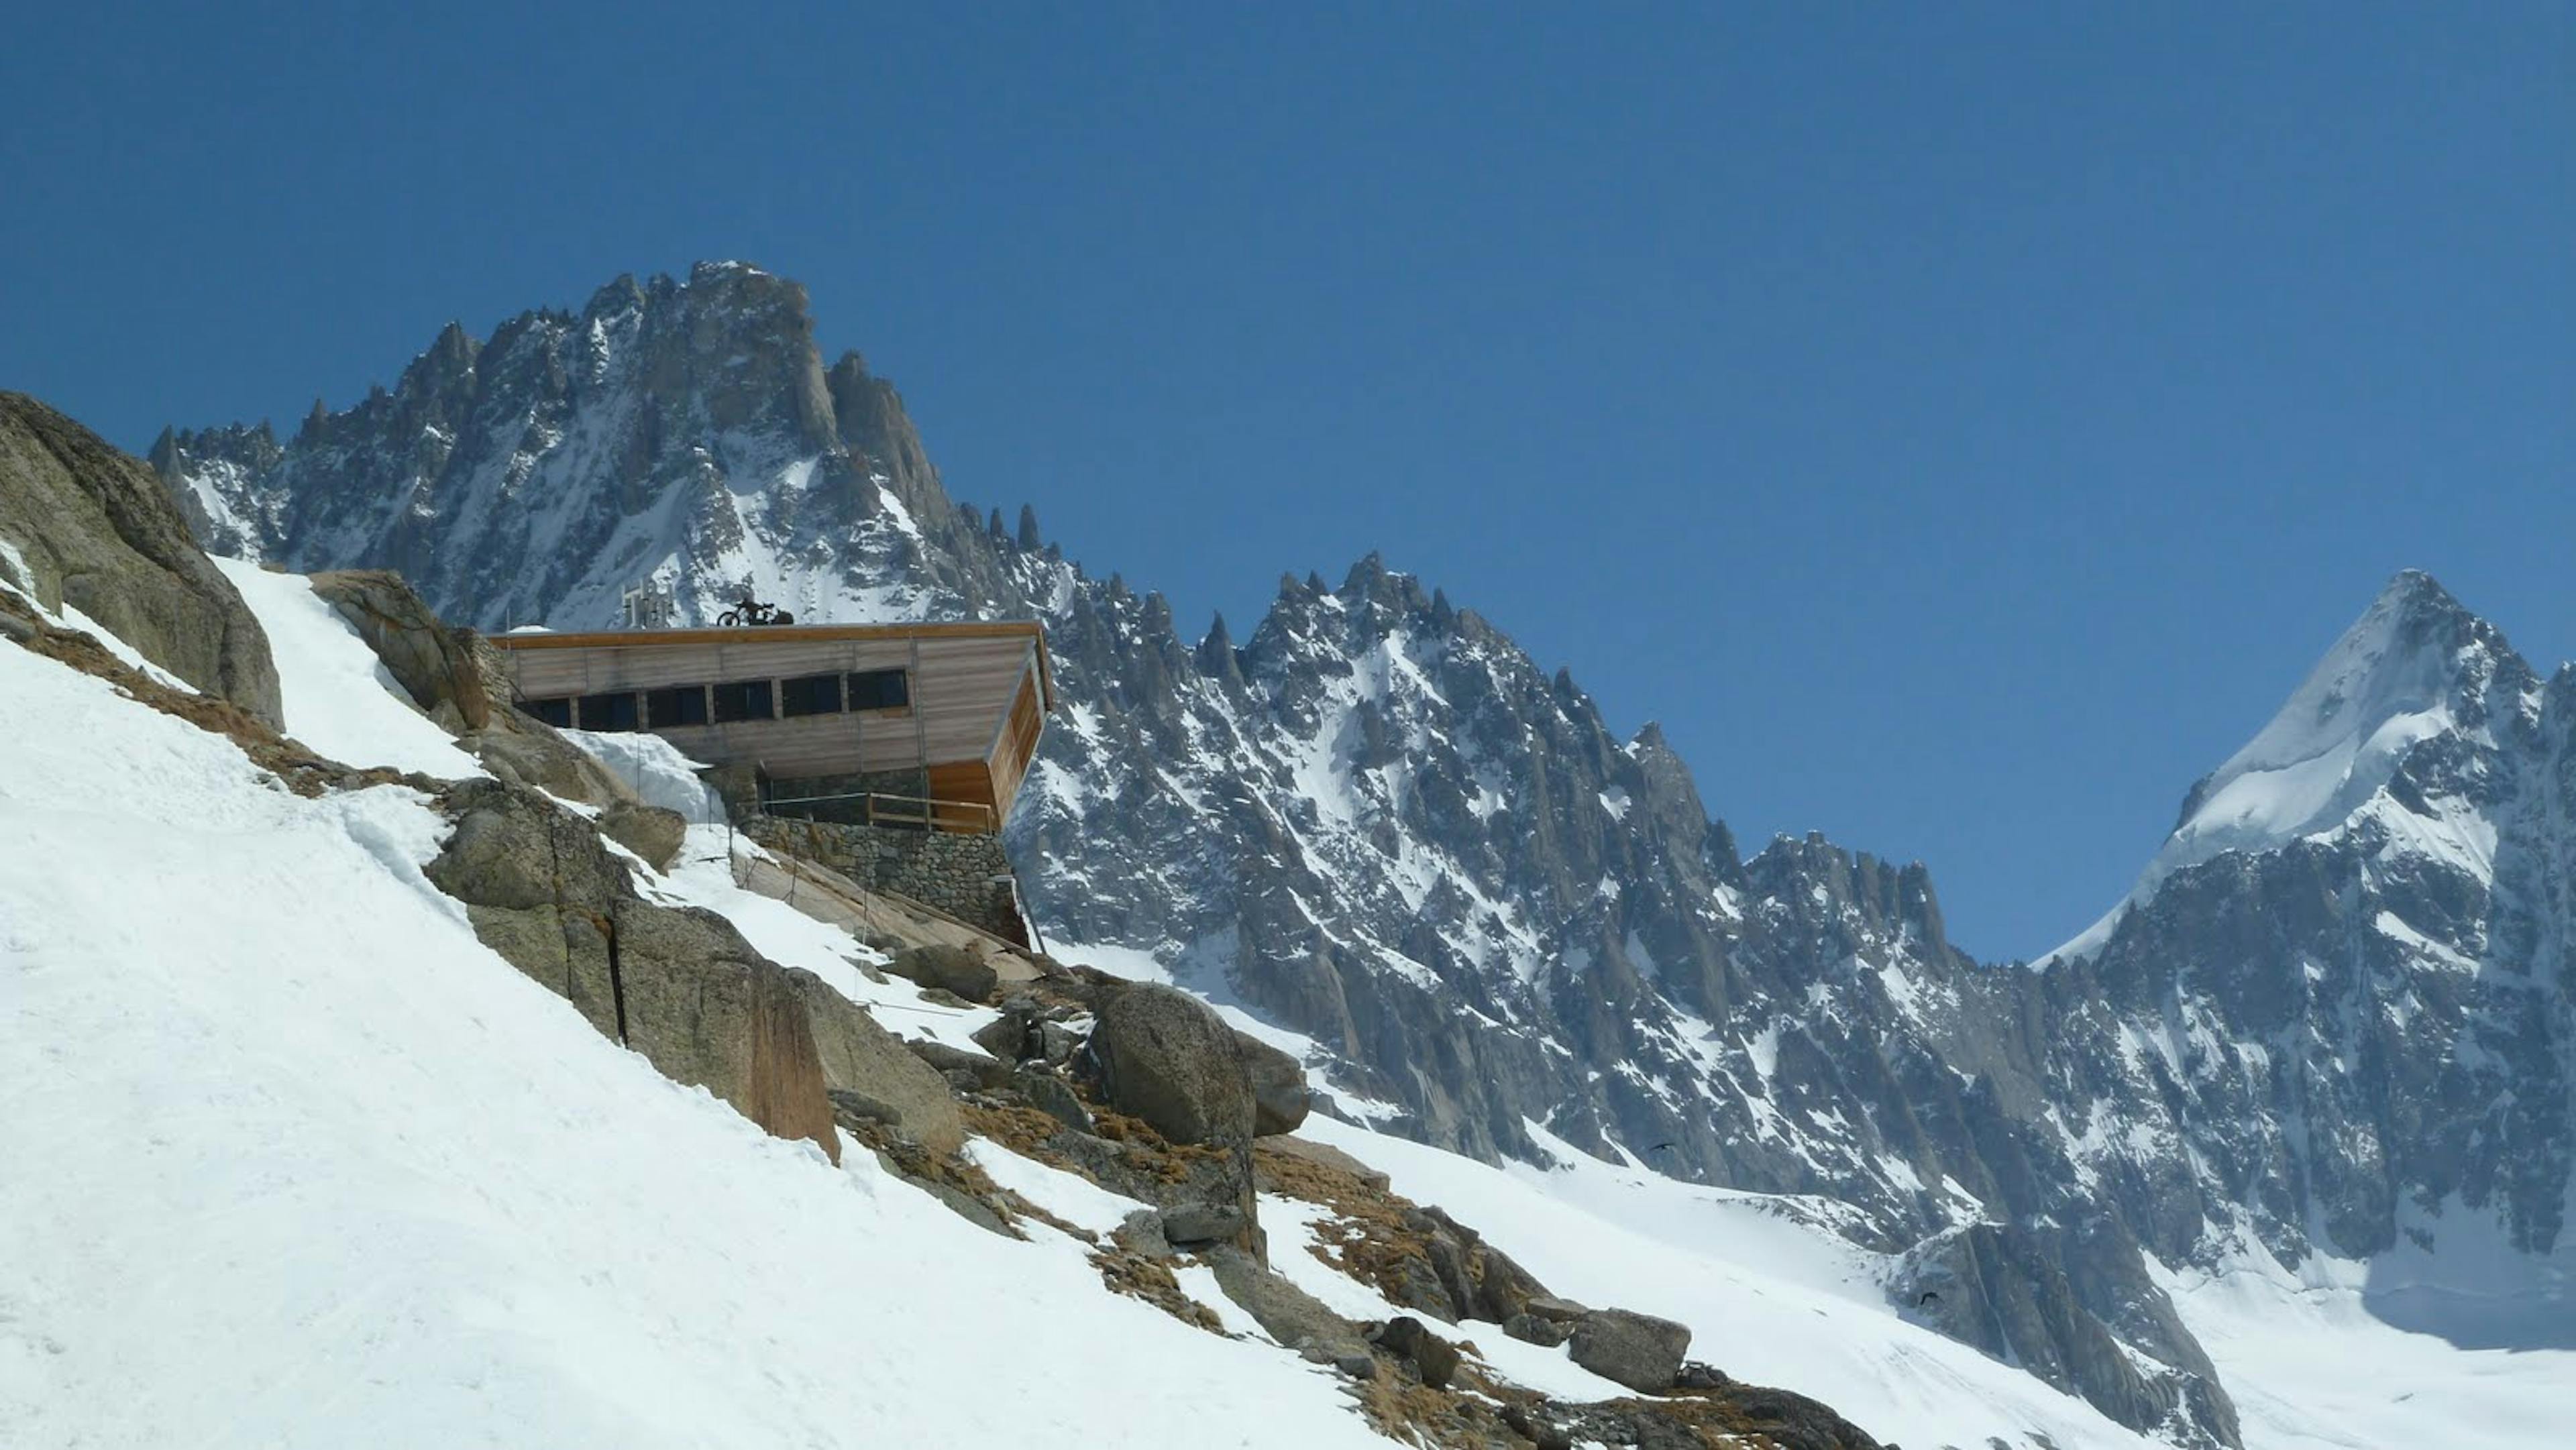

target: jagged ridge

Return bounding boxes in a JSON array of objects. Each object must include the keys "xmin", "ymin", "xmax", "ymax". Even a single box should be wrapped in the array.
[{"xmin": 156, "ymin": 264, "xmax": 2576, "ymax": 1449}]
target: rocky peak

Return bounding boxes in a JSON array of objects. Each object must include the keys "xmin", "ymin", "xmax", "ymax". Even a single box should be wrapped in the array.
[
  {"xmin": 2173, "ymin": 569, "xmax": 2528, "ymax": 833},
  {"xmin": 146, "ymin": 266, "xmax": 2571, "ymax": 1450},
  {"xmin": 2042, "ymin": 570, "xmax": 2547, "ymax": 977},
  {"xmin": 828, "ymin": 349, "xmax": 943, "ymax": 522}
]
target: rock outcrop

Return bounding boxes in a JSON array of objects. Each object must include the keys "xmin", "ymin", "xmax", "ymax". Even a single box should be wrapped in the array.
[
  {"xmin": 887, "ymin": 943, "xmax": 1000, "ymax": 1004},
  {"xmin": 420, "ymin": 774, "xmax": 965, "ymax": 1168},
  {"xmin": 307, "ymin": 568, "xmax": 500, "ymax": 730},
  {"xmin": 798, "ymin": 974, "xmax": 965, "ymax": 1156},
  {"xmin": 1085, "ymin": 983, "xmax": 1258, "ymax": 1148},
  {"xmin": 0, "ymin": 392, "xmax": 282, "ymax": 724},
  {"xmin": 598, "ymin": 800, "xmax": 688, "ymax": 872},
  {"xmin": 1566, "ymin": 1307, "xmax": 1693, "ymax": 1394},
  {"xmin": 1234, "ymin": 1029, "xmax": 1311, "ymax": 1137},
  {"xmin": 423, "ymin": 777, "xmax": 629, "ymax": 1034},
  {"xmin": 157, "ymin": 264, "xmax": 2576, "ymax": 1449},
  {"xmin": 606, "ymin": 899, "xmax": 841, "ymax": 1162},
  {"xmin": 302, "ymin": 567, "xmax": 644, "ymax": 811}
]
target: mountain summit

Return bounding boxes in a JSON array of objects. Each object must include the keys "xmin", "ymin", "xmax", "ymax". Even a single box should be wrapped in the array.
[
  {"xmin": 154, "ymin": 264, "xmax": 2575, "ymax": 1449},
  {"xmin": 2051, "ymin": 567, "xmax": 2541, "ymax": 965},
  {"xmin": 155, "ymin": 262, "xmax": 992, "ymax": 629}
]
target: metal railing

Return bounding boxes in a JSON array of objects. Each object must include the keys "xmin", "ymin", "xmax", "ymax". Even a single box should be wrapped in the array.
[{"xmin": 758, "ymin": 788, "xmax": 998, "ymax": 835}]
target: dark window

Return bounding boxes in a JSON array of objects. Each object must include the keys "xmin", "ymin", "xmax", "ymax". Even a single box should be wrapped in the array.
[
  {"xmin": 577, "ymin": 691, "xmax": 641, "ymax": 732},
  {"xmin": 780, "ymin": 673, "xmax": 845, "ymax": 718},
  {"xmin": 646, "ymin": 685, "xmax": 709, "ymax": 728},
  {"xmin": 521, "ymin": 696, "xmax": 573, "ymax": 728},
  {"xmin": 712, "ymin": 679, "xmax": 773, "ymax": 723},
  {"xmin": 847, "ymin": 667, "xmax": 910, "ymax": 710}
]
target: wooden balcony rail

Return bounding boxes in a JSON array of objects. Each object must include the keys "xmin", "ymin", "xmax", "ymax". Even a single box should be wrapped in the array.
[{"xmin": 759, "ymin": 789, "xmax": 998, "ymax": 836}]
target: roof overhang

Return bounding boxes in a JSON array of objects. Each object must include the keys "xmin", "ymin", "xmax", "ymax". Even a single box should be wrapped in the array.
[{"xmin": 487, "ymin": 619, "xmax": 1056, "ymax": 712}]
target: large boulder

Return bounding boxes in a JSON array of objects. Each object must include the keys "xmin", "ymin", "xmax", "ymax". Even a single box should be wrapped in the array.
[
  {"xmin": 1077, "ymin": 985, "xmax": 1263, "ymax": 1249},
  {"xmin": 1369, "ymin": 1315, "xmax": 1462, "ymax": 1390},
  {"xmin": 1469, "ymin": 1241, "xmax": 1548, "ymax": 1323},
  {"xmin": 610, "ymin": 900, "xmax": 840, "ymax": 1164},
  {"xmin": 1232, "ymin": 1029, "xmax": 1311, "ymax": 1136},
  {"xmin": 1568, "ymin": 1307, "xmax": 1693, "ymax": 1393},
  {"xmin": 0, "ymin": 393, "xmax": 282, "ymax": 725},
  {"xmin": 795, "ymin": 974, "xmax": 965, "ymax": 1156},
  {"xmin": 1085, "ymin": 983, "xmax": 1256, "ymax": 1147},
  {"xmin": 599, "ymin": 800, "xmax": 688, "ymax": 871},
  {"xmin": 888, "ymin": 943, "xmax": 998, "ymax": 1003}
]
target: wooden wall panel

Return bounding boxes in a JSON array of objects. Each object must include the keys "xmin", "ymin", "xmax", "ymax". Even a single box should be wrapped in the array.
[
  {"xmin": 984, "ymin": 669, "xmax": 1045, "ymax": 822},
  {"xmin": 492, "ymin": 626, "xmax": 1051, "ymax": 807}
]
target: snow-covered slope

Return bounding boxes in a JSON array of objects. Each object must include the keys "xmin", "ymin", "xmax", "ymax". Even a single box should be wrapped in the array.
[
  {"xmin": 1300, "ymin": 1116, "xmax": 2167, "ymax": 1450},
  {"xmin": 0, "ymin": 565, "xmax": 2106, "ymax": 1450},
  {"xmin": 153, "ymin": 265, "xmax": 2576, "ymax": 1449},
  {"xmin": 0, "ymin": 592, "xmax": 1401, "ymax": 1450},
  {"xmin": 207, "ymin": 555, "xmax": 486, "ymax": 777}
]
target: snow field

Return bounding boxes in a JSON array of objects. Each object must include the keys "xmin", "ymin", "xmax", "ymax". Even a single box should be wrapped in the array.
[
  {"xmin": 1295, "ymin": 1117, "xmax": 2166, "ymax": 1450},
  {"xmin": 0, "ymin": 631, "xmax": 1385, "ymax": 1449},
  {"xmin": 210, "ymin": 556, "xmax": 486, "ymax": 778}
]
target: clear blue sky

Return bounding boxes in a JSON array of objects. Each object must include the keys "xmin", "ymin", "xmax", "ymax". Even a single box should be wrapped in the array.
[{"xmin": 5, "ymin": 3, "xmax": 2568, "ymax": 959}]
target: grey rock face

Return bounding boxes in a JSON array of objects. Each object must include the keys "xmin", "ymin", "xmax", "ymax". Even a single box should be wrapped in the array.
[
  {"xmin": 1234, "ymin": 1029, "xmax": 1311, "ymax": 1136},
  {"xmin": 1369, "ymin": 1315, "xmax": 1462, "ymax": 1389},
  {"xmin": 1, "ymin": 392, "xmax": 282, "ymax": 725},
  {"xmin": 1158, "ymin": 1199, "xmax": 1252, "ymax": 1247},
  {"xmin": 468, "ymin": 726, "xmax": 635, "ymax": 807},
  {"xmin": 1896, "ymin": 1223, "xmax": 2236, "ymax": 1449},
  {"xmin": 1255, "ymin": 1134, "xmax": 1390, "ymax": 1192},
  {"xmin": 1566, "ymin": 1307, "xmax": 1692, "ymax": 1393},
  {"xmin": 160, "ymin": 265, "xmax": 2576, "ymax": 1449},
  {"xmin": 1010, "ymin": 1067, "xmax": 1093, "ymax": 1134},
  {"xmin": 1556, "ymin": 1384, "xmax": 1885, "ymax": 1450},
  {"xmin": 1205, "ymin": 1245, "xmax": 1371, "ymax": 1361},
  {"xmin": 422, "ymin": 777, "xmax": 855, "ymax": 1164},
  {"xmin": 610, "ymin": 900, "xmax": 842, "ymax": 1162},
  {"xmin": 307, "ymin": 569, "xmax": 497, "ymax": 730},
  {"xmin": 797, "ymin": 972, "xmax": 965, "ymax": 1156},
  {"xmin": 302, "ymin": 567, "xmax": 646, "ymax": 805},
  {"xmin": 598, "ymin": 800, "xmax": 688, "ymax": 871},
  {"xmin": 887, "ymin": 944, "xmax": 999, "ymax": 1004},
  {"xmin": 905, "ymin": 1038, "xmax": 1012, "ymax": 1091},
  {"xmin": 423, "ymin": 777, "xmax": 631, "ymax": 1034},
  {"xmin": 1042, "ymin": 1121, "xmax": 1258, "ymax": 1255}
]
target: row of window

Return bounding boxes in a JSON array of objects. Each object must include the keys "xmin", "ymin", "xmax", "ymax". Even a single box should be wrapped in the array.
[{"xmin": 521, "ymin": 667, "xmax": 910, "ymax": 733}]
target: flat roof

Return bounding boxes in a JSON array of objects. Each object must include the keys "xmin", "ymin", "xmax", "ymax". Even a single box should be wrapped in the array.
[{"xmin": 486, "ymin": 620, "xmax": 1055, "ymax": 711}]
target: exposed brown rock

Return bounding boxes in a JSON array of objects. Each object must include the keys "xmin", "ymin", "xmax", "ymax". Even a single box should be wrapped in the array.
[{"xmin": 0, "ymin": 392, "xmax": 282, "ymax": 725}]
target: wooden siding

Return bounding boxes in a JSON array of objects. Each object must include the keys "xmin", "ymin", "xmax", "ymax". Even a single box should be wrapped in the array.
[
  {"xmin": 488, "ymin": 624, "xmax": 1053, "ymax": 819},
  {"xmin": 985, "ymin": 667, "xmax": 1046, "ymax": 819},
  {"xmin": 491, "ymin": 619, "xmax": 1055, "ymax": 711},
  {"xmin": 928, "ymin": 761, "xmax": 998, "ymax": 818}
]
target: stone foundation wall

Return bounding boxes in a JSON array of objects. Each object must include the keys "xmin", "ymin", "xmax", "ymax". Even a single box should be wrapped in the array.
[{"xmin": 745, "ymin": 815, "xmax": 1026, "ymax": 946}]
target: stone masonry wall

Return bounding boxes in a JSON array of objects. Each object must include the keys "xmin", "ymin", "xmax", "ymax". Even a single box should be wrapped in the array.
[{"xmin": 745, "ymin": 815, "xmax": 1027, "ymax": 947}]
